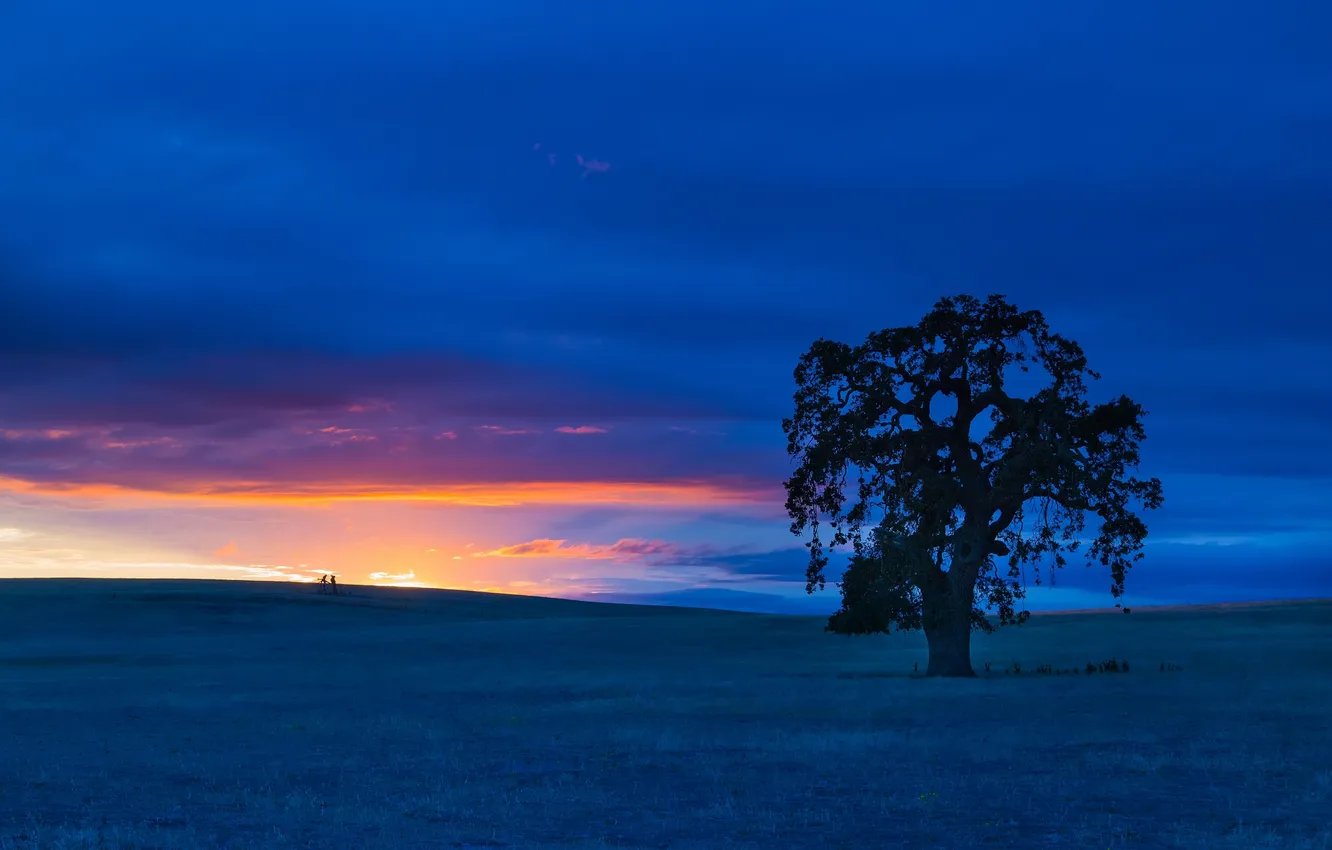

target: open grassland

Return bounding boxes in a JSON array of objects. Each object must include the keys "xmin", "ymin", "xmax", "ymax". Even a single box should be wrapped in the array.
[{"xmin": 1, "ymin": 579, "xmax": 1329, "ymax": 849}]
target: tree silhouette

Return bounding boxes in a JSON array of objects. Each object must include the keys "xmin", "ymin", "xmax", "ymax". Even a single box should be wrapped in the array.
[{"xmin": 783, "ymin": 294, "xmax": 1163, "ymax": 677}]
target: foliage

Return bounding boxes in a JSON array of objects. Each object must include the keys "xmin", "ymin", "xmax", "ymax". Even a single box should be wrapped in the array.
[{"xmin": 782, "ymin": 293, "xmax": 1164, "ymax": 637}]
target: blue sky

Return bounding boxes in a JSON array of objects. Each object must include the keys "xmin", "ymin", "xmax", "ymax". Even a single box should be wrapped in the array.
[{"xmin": 1, "ymin": 0, "xmax": 1330, "ymax": 613}]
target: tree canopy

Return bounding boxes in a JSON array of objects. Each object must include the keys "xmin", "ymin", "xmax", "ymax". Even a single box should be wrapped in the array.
[{"xmin": 782, "ymin": 293, "xmax": 1164, "ymax": 675}]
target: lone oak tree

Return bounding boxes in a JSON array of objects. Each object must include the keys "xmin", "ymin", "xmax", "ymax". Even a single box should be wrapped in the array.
[{"xmin": 783, "ymin": 294, "xmax": 1164, "ymax": 677}]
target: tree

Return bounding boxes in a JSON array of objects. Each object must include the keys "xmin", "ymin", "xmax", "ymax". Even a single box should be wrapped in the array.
[{"xmin": 782, "ymin": 294, "xmax": 1164, "ymax": 677}]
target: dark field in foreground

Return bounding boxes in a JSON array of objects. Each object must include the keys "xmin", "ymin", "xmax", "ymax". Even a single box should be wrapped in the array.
[{"xmin": 1, "ymin": 580, "xmax": 1329, "ymax": 849}]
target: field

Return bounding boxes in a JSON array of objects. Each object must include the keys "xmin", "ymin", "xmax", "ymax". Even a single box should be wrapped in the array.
[{"xmin": 1, "ymin": 579, "xmax": 1329, "ymax": 849}]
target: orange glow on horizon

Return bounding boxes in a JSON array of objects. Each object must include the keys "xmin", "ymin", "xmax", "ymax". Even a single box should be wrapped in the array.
[{"xmin": 0, "ymin": 475, "xmax": 781, "ymax": 508}]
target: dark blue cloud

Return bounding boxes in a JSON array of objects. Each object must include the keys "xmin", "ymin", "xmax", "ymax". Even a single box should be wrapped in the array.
[
  {"xmin": 576, "ymin": 587, "xmax": 837, "ymax": 616},
  {"xmin": 641, "ymin": 547, "xmax": 824, "ymax": 583},
  {"xmin": 1014, "ymin": 543, "xmax": 1332, "ymax": 606}
]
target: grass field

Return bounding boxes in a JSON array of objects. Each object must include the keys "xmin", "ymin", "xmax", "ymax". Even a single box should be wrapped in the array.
[{"xmin": 1, "ymin": 579, "xmax": 1329, "ymax": 849}]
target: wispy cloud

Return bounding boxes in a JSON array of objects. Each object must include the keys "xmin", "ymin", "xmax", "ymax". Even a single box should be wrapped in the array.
[
  {"xmin": 368, "ymin": 570, "xmax": 427, "ymax": 586},
  {"xmin": 474, "ymin": 537, "xmax": 689, "ymax": 559},
  {"xmin": 555, "ymin": 425, "xmax": 608, "ymax": 434},
  {"xmin": 475, "ymin": 425, "xmax": 539, "ymax": 436},
  {"xmin": 0, "ymin": 546, "xmax": 313, "ymax": 582},
  {"xmin": 0, "ymin": 475, "xmax": 780, "ymax": 508},
  {"xmin": 474, "ymin": 538, "xmax": 601, "ymax": 558},
  {"xmin": 471, "ymin": 536, "xmax": 811, "ymax": 581},
  {"xmin": 347, "ymin": 400, "xmax": 392, "ymax": 413},
  {"xmin": 2, "ymin": 428, "xmax": 81, "ymax": 440}
]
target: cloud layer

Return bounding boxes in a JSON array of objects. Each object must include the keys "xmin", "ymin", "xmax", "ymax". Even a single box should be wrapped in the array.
[{"xmin": 1, "ymin": 0, "xmax": 1329, "ymax": 611}]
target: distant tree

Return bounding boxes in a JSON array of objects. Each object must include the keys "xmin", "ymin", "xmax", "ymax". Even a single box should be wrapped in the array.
[{"xmin": 782, "ymin": 294, "xmax": 1163, "ymax": 677}]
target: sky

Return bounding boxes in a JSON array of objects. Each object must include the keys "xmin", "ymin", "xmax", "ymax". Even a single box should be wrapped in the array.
[{"xmin": 2, "ymin": 0, "xmax": 1330, "ymax": 615}]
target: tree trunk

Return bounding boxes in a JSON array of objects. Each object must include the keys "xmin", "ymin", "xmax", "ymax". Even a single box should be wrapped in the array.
[
  {"xmin": 923, "ymin": 610, "xmax": 975, "ymax": 677},
  {"xmin": 921, "ymin": 566, "xmax": 978, "ymax": 677}
]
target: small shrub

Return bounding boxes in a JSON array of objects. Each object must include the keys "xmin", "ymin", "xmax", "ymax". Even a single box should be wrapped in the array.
[{"xmin": 1083, "ymin": 658, "xmax": 1129, "ymax": 674}]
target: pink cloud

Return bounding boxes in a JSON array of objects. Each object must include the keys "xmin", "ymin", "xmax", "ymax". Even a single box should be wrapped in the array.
[
  {"xmin": 303, "ymin": 426, "xmax": 378, "ymax": 445},
  {"xmin": 214, "ymin": 540, "xmax": 242, "ymax": 558},
  {"xmin": 475, "ymin": 425, "xmax": 538, "ymax": 436},
  {"xmin": 476, "ymin": 538, "xmax": 580, "ymax": 557},
  {"xmin": 2, "ymin": 428, "xmax": 81, "ymax": 440},
  {"xmin": 606, "ymin": 539, "xmax": 677, "ymax": 556},
  {"xmin": 102, "ymin": 436, "xmax": 183, "ymax": 450},
  {"xmin": 0, "ymin": 401, "xmax": 786, "ymax": 511},
  {"xmin": 347, "ymin": 400, "xmax": 393, "ymax": 413},
  {"xmin": 474, "ymin": 537, "xmax": 687, "ymax": 561}
]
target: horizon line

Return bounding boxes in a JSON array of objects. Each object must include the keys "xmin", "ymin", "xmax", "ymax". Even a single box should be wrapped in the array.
[{"xmin": 1, "ymin": 576, "xmax": 1326, "ymax": 618}]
